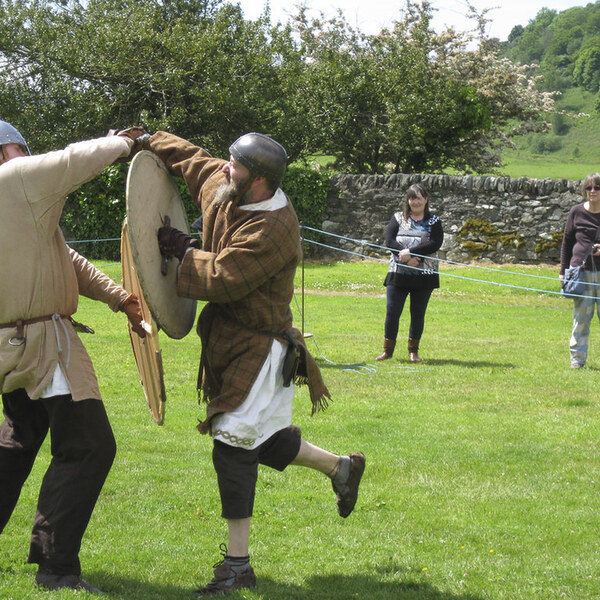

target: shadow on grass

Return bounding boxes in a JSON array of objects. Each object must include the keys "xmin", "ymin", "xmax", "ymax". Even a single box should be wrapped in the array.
[
  {"xmin": 318, "ymin": 361, "xmax": 377, "ymax": 371},
  {"xmin": 82, "ymin": 573, "xmax": 191, "ymax": 599},
  {"xmin": 82, "ymin": 570, "xmax": 483, "ymax": 600},
  {"xmin": 256, "ymin": 572, "xmax": 483, "ymax": 600},
  {"xmin": 418, "ymin": 358, "xmax": 515, "ymax": 369}
]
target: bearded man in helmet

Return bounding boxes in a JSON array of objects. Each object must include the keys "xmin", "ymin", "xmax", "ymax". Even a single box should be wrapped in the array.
[
  {"xmin": 142, "ymin": 131, "xmax": 366, "ymax": 596},
  {"xmin": 0, "ymin": 120, "xmax": 148, "ymax": 593}
]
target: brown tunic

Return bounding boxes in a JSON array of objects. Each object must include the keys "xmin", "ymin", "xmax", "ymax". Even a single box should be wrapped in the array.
[{"xmin": 144, "ymin": 132, "xmax": 329, "ymax": 431}]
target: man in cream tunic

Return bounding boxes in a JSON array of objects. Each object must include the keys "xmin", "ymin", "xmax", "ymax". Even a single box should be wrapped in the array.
[{"xmin": 0, "ymin": 121, "xmax": 146, "ymax": 593}]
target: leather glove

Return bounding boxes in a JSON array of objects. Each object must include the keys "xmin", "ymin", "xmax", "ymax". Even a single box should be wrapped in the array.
[
  {"xmin": 157, "ymin": 224, "xmax": 198, "ymax": 261},
  {"xmin": 114, "ymin": 126, "xmax": 147, "ymax": 142},
  {"xmin": 121, "ymin": 293, "xmax": 146, "ymax": 338},
  {"xmin": 107, "ymin": 127, "xmax": 150, "ymax": 162}
]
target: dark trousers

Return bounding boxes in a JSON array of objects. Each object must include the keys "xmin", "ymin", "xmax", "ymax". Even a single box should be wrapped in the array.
[
  {"xmin": 384, "ymin": 285, "xmax": 433, "ymax": 341},
  {"xmin": 0, "ymin": 389, "xmax": 116, "ymax": 575},
  {"xmin": 212, "ymin": 425, "xmax": 302, "ymax": 519}
]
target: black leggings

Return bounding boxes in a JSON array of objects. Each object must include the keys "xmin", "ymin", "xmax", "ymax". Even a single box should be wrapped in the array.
[
  {"xmin": 0, "ymin": 389, "xmax": 116, "ymax": 575},
  {"xmin": 384, "ymin": 285, "xmax": 433, "ymax": 341}
]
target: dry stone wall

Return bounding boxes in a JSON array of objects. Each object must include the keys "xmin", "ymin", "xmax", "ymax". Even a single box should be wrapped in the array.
[{"xmin": 320, "ymin": 173, "xmax": 584, "ymax": 264}]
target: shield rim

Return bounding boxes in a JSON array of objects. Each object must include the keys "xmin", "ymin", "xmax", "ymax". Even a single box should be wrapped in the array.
[
  {"xmin": 125, "ymin": 150, "xmax": 196, "ymax": 339},
  {"xmin": 121, "ymin": 219, "xmax": 166, "ymax": 425}
]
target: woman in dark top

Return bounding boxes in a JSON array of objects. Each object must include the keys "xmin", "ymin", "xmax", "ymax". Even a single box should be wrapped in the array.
[
  {"xmin": 376, "ymin": 183, "xmax": 444, "ymax": 363},
  {"xmin": 560, "ymin": 172, "xmax": 600, "ymax": 368}
]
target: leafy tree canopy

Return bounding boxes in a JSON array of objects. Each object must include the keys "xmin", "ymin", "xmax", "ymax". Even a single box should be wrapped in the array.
[
  {"xmin": 0, "ymin": 0, "xmax": 301, "ymax": 157},
  {"xmin": 291, "ymin": 1, "xmax": 553, "ymax": 173},
  {"xmin": 0, "ymin": 0, "xmax": 553, "ymax": 174},
  {"xmin": 504, "ymin": 1, "xmax": 600, "ymax": 94}
]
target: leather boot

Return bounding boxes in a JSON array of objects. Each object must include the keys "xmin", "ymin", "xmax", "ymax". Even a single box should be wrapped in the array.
[
  {"xmin": 376, "ymin": 338, "xmax": 395, "ymax": 361},
  {"xmin": 408, "ymin": 338, "xmax": 421, "ymax": 363}
]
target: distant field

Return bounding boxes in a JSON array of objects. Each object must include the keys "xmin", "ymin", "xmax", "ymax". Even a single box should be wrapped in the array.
[
  {"xmin": 470, "ymin": 88, "xmax": 600, "ymax": 181},
  {"xmin": 495, "ymin": 154, "xmax": 597, "ymax": 180},
  {"xmin": 305, "ymin": 153, "xmax": 597, "ymax": 182}
]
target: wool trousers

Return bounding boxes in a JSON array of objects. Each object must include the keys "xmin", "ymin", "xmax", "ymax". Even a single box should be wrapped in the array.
[
  {"xmin": 0, "ymin": 389, "xmax": 116, "ymax": 575},
  {"xmin": 212, "ymin": 425, "xmax": 302, "ymax": 519}
]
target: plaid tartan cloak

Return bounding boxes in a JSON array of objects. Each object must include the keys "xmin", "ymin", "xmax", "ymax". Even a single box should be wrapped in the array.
[{"xmin": 145, "ymin": 133, "xmax": 330, "ymax": 433}]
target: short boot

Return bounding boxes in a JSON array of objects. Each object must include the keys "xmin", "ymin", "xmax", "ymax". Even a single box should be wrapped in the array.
[
  {"xmin": 329, "ymin": 453, "xmax": 366, "ymax": 518},
  {"xmin": 376, "ymin": 338, "xmax": 396, "ymax": 361},
  {"xmin": 194, "ymin": 546, "xmax": 256, "ymax": 597},
  {"xmin": 408, "ymin": 338, "xmax": 421, "ymax": 363}
]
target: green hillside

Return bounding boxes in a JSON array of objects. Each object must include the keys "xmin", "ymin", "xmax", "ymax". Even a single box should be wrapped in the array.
[
  {"xmin": 496, "ymin": 1, "xmax": 600, "ymax": 179},
  {"xmin": 500, "ymin": 87, "xmax": 600, "ymax": 179}
]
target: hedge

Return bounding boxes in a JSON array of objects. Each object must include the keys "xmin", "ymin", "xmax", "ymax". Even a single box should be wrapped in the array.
[{"xmin": 61, "ymin": 163, "xmax": 332, "ymax": 261}]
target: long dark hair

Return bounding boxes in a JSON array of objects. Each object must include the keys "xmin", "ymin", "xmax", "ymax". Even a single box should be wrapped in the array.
[{"xmin": 402, "ymin": 183, "xmax": 431, "ymax": 220}]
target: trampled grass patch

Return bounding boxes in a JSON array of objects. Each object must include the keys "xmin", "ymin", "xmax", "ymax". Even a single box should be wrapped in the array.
[{"xmin": 2, "ymin": 260, "xmax": 599, "ymax": 599}]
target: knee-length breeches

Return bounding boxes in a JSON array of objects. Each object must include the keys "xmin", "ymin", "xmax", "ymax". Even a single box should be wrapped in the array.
[{"xmin": 212, "ymin": 425, "xmax": 301, "ymax": 519}]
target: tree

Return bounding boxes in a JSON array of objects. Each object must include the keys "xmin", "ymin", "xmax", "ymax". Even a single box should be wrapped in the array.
[
  {"xmin": 573, "ymin": 43, "xmax": 600, "ymax": 92},
  {"xmin": 0, "ymin": 0, "xmax": 303, "ymax": 158},
  {"xmin": 0, "ymin": 0, "xmax": 554, "ymax": 174},
  {"xmin": 507, "ymin": 25, "xmax": 524, "ymax": 44},
  {"xmin": 504, "ymin": 3, "xmax": 600, "ymax": 93},
  {"xmin": 291, "ymin": 1, "xmax": 553, "ymax": 174}
]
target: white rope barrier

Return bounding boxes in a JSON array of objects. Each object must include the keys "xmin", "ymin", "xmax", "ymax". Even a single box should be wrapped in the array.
[
  {"xmin": 68, "ymin": 228, "xmax": 597, "ymax": 375},
  {"xmin": 300, "ymin": 225, "xmax": 600, "ymax": 300}
]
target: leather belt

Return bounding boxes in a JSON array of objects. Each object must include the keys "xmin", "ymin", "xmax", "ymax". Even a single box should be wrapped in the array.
[{"xmin": 0, "ymin": 314, "xmax": 69, "ymax": 344}]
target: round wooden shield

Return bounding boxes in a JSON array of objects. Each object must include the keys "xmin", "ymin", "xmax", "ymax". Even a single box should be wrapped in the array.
[
  {"xmin": 121, "ymin": 219, "xmax": 166, "ymax": 425},
  {"xmin": 126, "ymin": 150, "xmax": 196, "ymax": 339}
]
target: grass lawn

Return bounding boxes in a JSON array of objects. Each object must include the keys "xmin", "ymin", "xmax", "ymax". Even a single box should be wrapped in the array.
[
  {"xmin": 1, "ymin": 259, "xmax": 599, "ymax": 600},
  {"xmin": 494, "ymin": 154, "xmax": 598, "ymax": 181}
]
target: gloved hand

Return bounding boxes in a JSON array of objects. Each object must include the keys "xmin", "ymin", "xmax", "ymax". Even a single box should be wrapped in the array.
[
  {"xmin": 107, "ymin": 127, "xmax": 150, "ymax": 162},
  {"xmin": 157, "ymin": 224, "xmax": 198, "ymax": 261},
  {"xmin": 121, "ymin": 293, "xmax": 146, "ymax": 338},
  {"xmin": 114, "ymin": 126, "xmax": 147, "ymax": 142}
]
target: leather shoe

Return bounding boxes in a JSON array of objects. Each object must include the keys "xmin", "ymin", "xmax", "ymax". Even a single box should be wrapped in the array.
[
  {"xmin": 35, "ymin": 572, "xmax": 104, "ymax": 594},
  {"xmin": 332, "ymin": 452, "xmax": 366, "ymax": 518},
  {"xmin": 194, "ymin": 561, "xmax": 256, "ymax": 596}
]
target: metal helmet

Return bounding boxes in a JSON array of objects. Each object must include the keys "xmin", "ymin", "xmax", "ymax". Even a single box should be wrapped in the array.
[
  {"xmin": 0, "ymin": 120, "xmax": 30, "ymax": 154},
  {"xmin": 229, "ymin": 132, "xmax": 287, "ymax": 186}
]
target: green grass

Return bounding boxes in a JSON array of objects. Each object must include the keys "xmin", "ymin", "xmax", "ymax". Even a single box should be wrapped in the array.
[
  {"xmin": 493, "ymin": 154, "xmax": 598, "ymax": 180},
  {"xmin": 2, "ymin": 260, "xmax": 599, "ymax": 599}
]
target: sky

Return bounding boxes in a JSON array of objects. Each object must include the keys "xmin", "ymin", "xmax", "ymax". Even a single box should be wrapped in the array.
[{"xmin": 236, "ymin": 0, "xmax": 588, "ymax": 41}]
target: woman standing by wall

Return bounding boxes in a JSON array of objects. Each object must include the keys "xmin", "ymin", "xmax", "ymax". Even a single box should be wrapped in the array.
[
  {"xmin": 560, "ymin": 173, "xmax": 600, "ymax": 368},
  {"xmin": 376, "ymin": 183, "xmax": 444, "ymax": 363}
]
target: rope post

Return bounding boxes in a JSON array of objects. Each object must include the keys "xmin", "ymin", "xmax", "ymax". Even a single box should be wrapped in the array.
[
  {"xmin": 299, "ymin": 224, "xmax": 313, "ymax": 338},
  {"xmin": 301, "ymin": 223, "xmax": 306, "ymax": 337}
]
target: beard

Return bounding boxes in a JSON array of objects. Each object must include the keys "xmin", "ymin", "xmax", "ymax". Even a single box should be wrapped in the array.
[{"xmin": 214, "ymin": 174, "xmax": 252, "ymax": 207}]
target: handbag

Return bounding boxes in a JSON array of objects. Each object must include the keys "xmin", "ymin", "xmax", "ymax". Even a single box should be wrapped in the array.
[
  {"xmin": 562, "ymin": 232, "xmax": 599, "ymax": 297},
  {"xmin": 562, "ymin": 265, "xmax": 587, "ymax": 296}
]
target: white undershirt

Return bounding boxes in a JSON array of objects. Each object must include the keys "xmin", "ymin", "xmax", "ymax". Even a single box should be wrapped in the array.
[
  {"xmin": 211, "ymin": 189, "xmax": 293, "ymax": 449},
  {"xmin": 40, "ymin": 363, "xmax": 71, "ymax": 398}
]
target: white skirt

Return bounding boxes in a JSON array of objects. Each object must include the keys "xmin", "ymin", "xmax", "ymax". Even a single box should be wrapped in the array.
[{"xmin": 211, "ymin": 339, "xmax": 294, "ymax": 449}]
